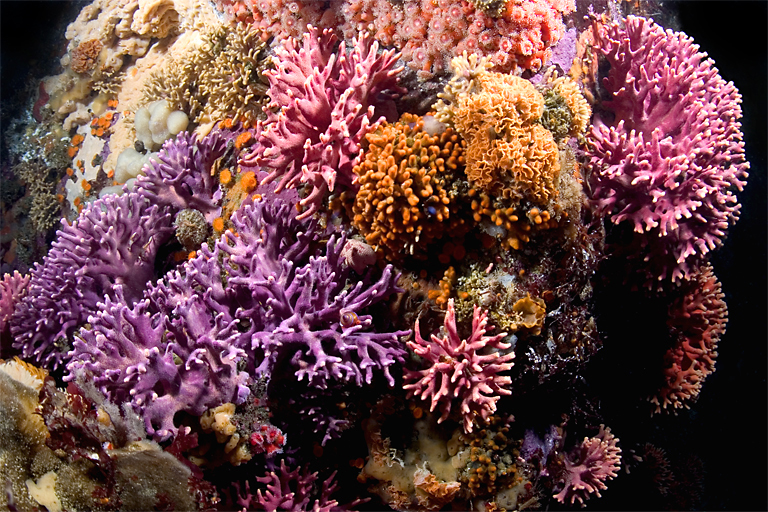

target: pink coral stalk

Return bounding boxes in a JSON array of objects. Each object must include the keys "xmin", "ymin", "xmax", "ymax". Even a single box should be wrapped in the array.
[
  {"xmin": 404, "ymin": 298, "xmax": 514, "ymax": 433},
  {"xmin": 587, "ymin": 16, "xmax": 749, "ymax": 286},
  {"xmin": 243, "ymin": 25, "xmax": 403, "ymax": 219},
  {"xmin": 554, "ymin": 425, "xmax": 621, "ymax": 507}
]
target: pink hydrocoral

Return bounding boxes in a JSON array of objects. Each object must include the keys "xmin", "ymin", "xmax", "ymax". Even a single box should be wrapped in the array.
[
  {"xmin": 650, "ymin": 263, "xmax": 727, "ymax": 414},
  {"xmin": 404, "ymin": 298, "xmax": 514, "ymax": 433},
  {"xmin": 241, "ymin": 26, "xmax": 403, "ymax": 219},
  {"xmin": 0, "ymin": 271, "xmax": 29, "ymax": 336},
  {"xmin": 234, "ymin": 459, "xmax": 366, "ymax": 511},
  {"xmin": 587, "ymin": 16, "xmax": 749, "ymax": 286},
  {"xmin": 338, "ymin": 0, "xmax": 575, "ymax": 78},
  {"xmin": 554, "ymin": 425, "xmax": 621, "ymax": 507}
]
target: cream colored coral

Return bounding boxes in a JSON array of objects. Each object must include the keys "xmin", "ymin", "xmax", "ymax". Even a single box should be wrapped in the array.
[
  {"xmin": 131, "ymin": 0, "xmax": 180, "ymax": 38},
  {"xmin": 548, "ymin": 74, "xmax": 592, "ymax": 135}
]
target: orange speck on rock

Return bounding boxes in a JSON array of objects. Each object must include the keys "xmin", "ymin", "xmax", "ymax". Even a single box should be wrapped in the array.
[
  {"xmin": 68, "ymin": 147, "xmax": 78, "ymax": 158},
  {"xmin": 413, "ymin": 407, "xmax": 423, "ymax": 419},
  {"xmin": 188, "ymin": 251, "xmax": 197, "ymax": 260},
  {"xmin": 240, "ymin": 171, "xmax": 257, "ymax": 192},
  {"xmin": 77, "ymin": 203, "xmax": 84, "ymax": 213},
  {"xmin": 82, "ymin": 181, "xmax": 92, "ymax": 192},
  {"xmin": 104, "ymin": 111, "xmax": 114, "ymax": 121},
  {"xmin": 219, "ymin": 168, "xmax": 232, "ymax": 185},
  {"xmin": 107, "ymin": 169, "xmax": 114, "ymax": 178},
  {"xmin": 96, "ymin": 128, "xmax": 104, "ymax": 137},
  {"xmin": 212, "ymin": 217, "xmax": 225, "ymax": 232},
  {"xmin": 234, "ymin": 131, "xmax": 253, "ymax": 149},
  {"xmin": 73, "ymin": 197, "xmax": 81, "ymax": 206},
  {"xmin": 108, "ymin": 99, "xmax": 118, "ymax": 108},
  {"xmin": 66, "ymin": 168, "xmax": 74, "ymax": 176},
  {"xmin": 56, "ymin": 194, "xmax": 64, "ymax": 202},
  {"xmin": 222, "ymin": 118, "xmax": 234, "ymax": 129}
]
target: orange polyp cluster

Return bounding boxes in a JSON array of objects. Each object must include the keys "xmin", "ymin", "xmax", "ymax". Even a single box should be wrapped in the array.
[
  {"xmin": 427, "ymin": 266, "xmax": 456, "ymax": 308},
  {"xmin": 240, "ymin": 171, "xmax": 258, "ymax": 192},
  {"xmin": 351, "ymin": 113, "xmax": 467, "ymax": 262},
  {"xmin": 234, "ymin": 131, "xmax": 254, "ymax": 150},
  {"xmin": 469, "ymin": 188, "xmax": 560, "ymax": 250},
  {"xmin": 219, "ymin": 168, "xmax": 232, "ymax": 186},
  {"xmin": 68, "ymin": 134, "xmax": 85, "ymax": 158},
  {"xmin": 461, "ymin": 416, "xmax": 518, "ymax": 497},
  {"xmin": 90, "ymin": 110, "xmax": 116, "ymax": 138}
]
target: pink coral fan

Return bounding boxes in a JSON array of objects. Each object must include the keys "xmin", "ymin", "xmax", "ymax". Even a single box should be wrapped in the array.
[
  {"xmin": 338, "ymin": 0, "xmax": 574, "ymax": 78},
  {"xmin": 554, "ymin": 425, "xmax": 621, "ymax": 507},
  {"xmin": 403, "ymin": 298, "xmax": 514, "ymax": 433},
  {"xmin": 650, "ymin": 263, "xmax": 727, "ymax": 413},
  {"xmin": 587, "ymin": 16, "xmax": 749, "ymax": 286},
  {"xmin": 242, "ymin": 25, "xmax": 403, "ymax": 219},
  {"xmin": 0, "ymin": 271, "xmax": 29, "ymax": 336}
]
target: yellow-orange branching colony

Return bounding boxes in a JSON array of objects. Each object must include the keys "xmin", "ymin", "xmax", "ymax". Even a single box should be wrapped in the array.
[
  {"xmin": 452, "ymin": 72, "xmax": 560, "ymax": 204},
  {"xmin": 351, "ymin": 113, "xmax": 467, "ymax": 261}
]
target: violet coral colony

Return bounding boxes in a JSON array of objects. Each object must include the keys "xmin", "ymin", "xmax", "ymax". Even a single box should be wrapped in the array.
[{"xmin": 0, "ymin": 1, "xmax": 756, "ymax": 510}]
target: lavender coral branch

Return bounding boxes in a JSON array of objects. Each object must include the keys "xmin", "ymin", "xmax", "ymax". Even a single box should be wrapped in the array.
[
  {"xmin": 135, "ymin": 130, "xmax": 228, "ymax": 222},
  {"xmin": 587, "ymin": 16, "xmax": 749, "ymax": 285},
  {"xmin": 404, "ymin": 298, "xmax": 514, "ymax": 433},
  {"xmin": 243, "ymin": 26, "xmax": 404, "ymax": 219},
  {"xmin": 11, "ymin": 193, "xmax": 173, "ymax": 369},
  {"xmin": 218, "ymin": 195, "xmax": 409, "ymax": 388}
]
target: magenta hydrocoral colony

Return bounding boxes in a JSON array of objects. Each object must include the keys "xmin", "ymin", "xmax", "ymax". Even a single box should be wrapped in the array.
[
  {"xmin": 554, "ymin": 425, "xmax": 622, "ymax": 506},
  {"xmin": 587, "ymin": 16, "xmax": 749, "ymax": 286},
  {"xmin": 243, "ymin": 25, "xmax": 404, "ymax": 219},
  {"xmin": 404, "ymin": 298, "xmax": 514, "ymax": 433}
]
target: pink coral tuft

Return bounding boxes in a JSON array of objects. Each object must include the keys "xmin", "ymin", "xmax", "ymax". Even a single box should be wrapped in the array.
[
  {"xmin": 403, "ymin": 298, "xmax": 514, "ymax": 433},
  {"xmin": 554, "ymin": 425, "xmax": 621, "ymax": 507},
  {"xmin": 650, "ymin": 263, "xmax": 727, "ymax": 413},
  {"xmin": 0, "ymin": 271, "xmax": 30, "ymax": 336},
  {"xmin": 587, "ymin": 16, "xmax": 749, "ymax": 286},
  {"xmin": 242, "ymin": 25, "xmax": 403, "ymax": 219},
  {"xmin": 235, "ymin": 459, "xmax": 366, "ymax": 511}
]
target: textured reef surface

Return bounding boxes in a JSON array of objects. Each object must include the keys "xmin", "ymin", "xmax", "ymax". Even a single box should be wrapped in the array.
[{"xmin": 0, "ymin": 0, "xmax": 765, "ymax": 510}]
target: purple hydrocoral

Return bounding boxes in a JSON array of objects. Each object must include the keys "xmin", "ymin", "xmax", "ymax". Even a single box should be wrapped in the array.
[
  {"xmin": 587, "ymin": 16, "xmax": 749, "ymax": 285},
  {"xmin": 135, "ymin": 130, "xmax": 228, "ymax": 222},
  {"xmin": 219, "ymin": 195, "xmax": 409, "ymax": 388},
  {"xmin": 403, "ymin": 298, "xmax": 514, "ymax": 434},
  {"xmin": 242, "ymin": 26, "xmax": 404, "ymax": 219},
  {"xmin": 10, "ymin": 193, "xmax": 173, "ymax": 370},
  {"xmin": 68, "ymin": 193, "xmax": 406, "ymax": 439},
  {"xmin": 67, "ymin": 270, "xmax": 251, "ymax": 441},
  {"xmin": 554, "ymin": 425, "xmax": 622, "ymax": 507}
]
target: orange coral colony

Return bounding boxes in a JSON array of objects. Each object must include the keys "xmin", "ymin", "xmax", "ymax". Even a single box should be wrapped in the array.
[{"xmin": 351, "ymin": 113, "xmax": 467, "ymax": 261}]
